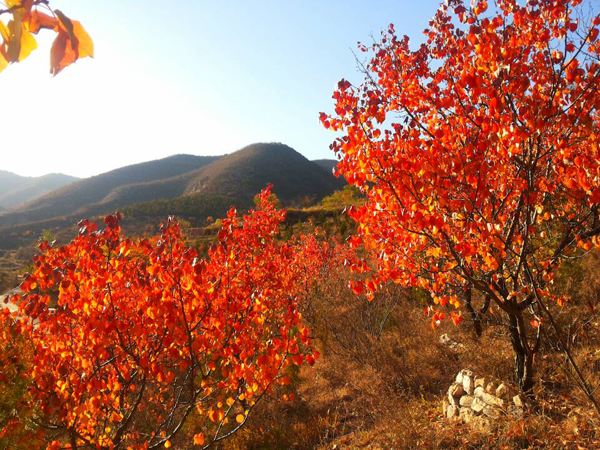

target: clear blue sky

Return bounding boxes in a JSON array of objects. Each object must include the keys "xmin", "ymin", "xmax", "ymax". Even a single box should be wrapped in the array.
[{"xmin": 1, "ymin": 0, "xmax": 441, "ymax": 177}]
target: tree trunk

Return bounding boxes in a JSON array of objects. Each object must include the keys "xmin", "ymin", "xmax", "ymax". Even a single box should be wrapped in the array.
[
  {"xmin": 70, "ymin": 430, "xmax": 78, "ymax": 450},
  {"xmin": 464, "ymin": 285, "xmax": 483, "ymax": 338},
  {"xmin": 508, "ymin": 312, "xmax": 535, "ymax": 394}
]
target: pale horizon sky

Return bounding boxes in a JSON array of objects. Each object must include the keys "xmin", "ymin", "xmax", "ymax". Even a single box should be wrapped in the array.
[{"xmin": 1, "ymin": 0, "xmax": 441, "ymax": 178}]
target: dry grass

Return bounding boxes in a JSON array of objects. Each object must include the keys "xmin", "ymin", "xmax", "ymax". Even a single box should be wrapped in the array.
[{"xmin": 220, "ymin": 251, "xmax": 600, "ymax": 449}]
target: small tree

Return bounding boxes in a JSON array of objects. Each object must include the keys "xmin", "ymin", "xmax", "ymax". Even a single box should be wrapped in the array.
[
  {"xmin": 7, "ymin": 187, "xmax": 322, "ymax": 449},
  {"xmin": 321, "ymin": 0, "xmax": 599, "ymax": 393}
]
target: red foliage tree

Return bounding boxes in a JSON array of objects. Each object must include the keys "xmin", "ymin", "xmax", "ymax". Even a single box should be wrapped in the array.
[
  {"xmin": 321, "ymin": 0, "xmax": 599, "ymax": 392},
  {"xmin": 6, "ymin": 187, "xmax": 322, "ymax": 449}
]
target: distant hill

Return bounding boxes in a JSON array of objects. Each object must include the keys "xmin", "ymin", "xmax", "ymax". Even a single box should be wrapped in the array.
[
  {"xmin": 184, "ymin": 143, "xmax": 343, "ymax": 204},
  {"xmin": 0, "ymin": 171, "xmax": 78, "ymax": 210},
  {"xmin": 0, "ymin": 154, "xmax": 218, "ymax": 227},
  {"xmin": 0, "ymin": 170, "xmax": 25, "ymax": 194},
  {"xmin": 122, "ymin": 144, "xmax": 344, "ymax": 221},
  {"xmin": 312, "ymin": 159, "xmax": 338, "ymax": 174},
  {"xmin": 0, "ymin": 144, "xmax": 343, "ymax": 243}
]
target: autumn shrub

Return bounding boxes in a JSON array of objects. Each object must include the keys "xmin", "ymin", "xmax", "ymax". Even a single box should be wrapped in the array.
[
  {"xmin": 3, "ymin": 187, "xmax": 325, "ymax": 449},
  {"xmin": 0, "ymin": 309, "xmax": 45, "ymax": 449},
  {"xmin": 321, "ymin": 0, "xmax": 600, "ymax": 395}
]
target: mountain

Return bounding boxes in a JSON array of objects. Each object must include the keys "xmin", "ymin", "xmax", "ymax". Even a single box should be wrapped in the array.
[
  {"xmin": 0, "ymin": 173, "xmax": 79, "ymax": 210},
  {"xmin": 183, "ymin": 143, "xmax": 343, "ymax": 203},
  {"xmin": 0, "ymin": 154, "xmax": 218, "ymax": 227},
  {"xmin": 0, "ymin": 170, "xmax": 25, "ymax": 194},
  {"xmin": 0, "ymin": 144, "xmax": 343, "ymax": 234},
  {"xmin": 312, "ymin": 159, "xmax": 338, "ymax": 174},
  {"xmin": 0, "ymin": 171, "xmax": 78, "ymax": 210}
]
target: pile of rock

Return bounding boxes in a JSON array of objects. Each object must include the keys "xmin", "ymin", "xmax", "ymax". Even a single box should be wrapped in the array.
[
  {"xmin": 438, "ymin": 333, "xmax": 465, "ymax": 351},
  {"xmin": 443, "ymin": 369, "xmax": 524, "ymax": 429}
]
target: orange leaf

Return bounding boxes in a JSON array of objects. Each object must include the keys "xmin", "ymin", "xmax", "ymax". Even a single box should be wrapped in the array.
[
  {"xmin": 27, "ymin": 10, "xmax": 58, "ymax": 33},
  {"xmin": 450, "ymin": 312, "xmax": 463, "ymax": 326},
  {"xmin": 50, "ymin": 10, "xmax": 93, "ymax": 75},
  {"xmin": 193, "ymin": 433, "xmax": 205, "ymax": 445}
]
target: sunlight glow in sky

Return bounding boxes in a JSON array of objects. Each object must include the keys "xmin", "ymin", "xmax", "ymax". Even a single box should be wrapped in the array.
[{"xmin": 1, "ymin": 0, "xmax": 441, "ymax": 177}]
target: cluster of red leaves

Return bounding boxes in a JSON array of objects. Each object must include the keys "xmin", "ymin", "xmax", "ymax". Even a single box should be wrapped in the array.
[
  {"xmin": 0, "ymin": 309, "xmax": 45, "ymax": 449},
  {"xmin": 321, "ymin": 0, "xmax": 599, "ymax": 320},
  {"xmin": 6, "ymin": 187, "xmax": 324, "ymax": 449},
  {"xmin": 0, "ymin": 0, "xmax": 93, "ymax": 74}
]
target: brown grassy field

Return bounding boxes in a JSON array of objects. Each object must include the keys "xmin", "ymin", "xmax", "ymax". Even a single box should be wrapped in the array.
[{"xmin": 223, "ymin": 251, "xmax": 600, "ymax": 449}]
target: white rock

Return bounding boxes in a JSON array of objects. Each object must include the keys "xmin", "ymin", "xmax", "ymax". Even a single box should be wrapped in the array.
[
  {"xmin": 456, "ymin": 369, "xmax": 473, "ymax": 385},
  {"xmin": 495, "ymin": 383, "xmax": 508, "ymax": 399},
  {"xmin": 471, "ymin": 396, "xmax": 486, "ymax": 414},
  {"xmin": 474, "ymin": 377, "xmax": 486, "ymax": 388},
  {"xmin": 474, "ymin": 386, "xmax": 485, "ymax": 398},
  {"xmin": 459, "ymin": 407, "xmax": 474, "ymax": 423},
  {"xmin": 455, "ymin": 371, "xmax": 464, "ymax": 385},
  {"xmin": 463, "ymin": 375, "xmax": 474, "ymax": 395},
  {"xmin": 480, "ymin": 392, "xmax": 505, "ymax": 407},
  {"xmin": 459, "ymin": 395, "xmax": 474, "ymax": 408},
  {"xmin": 446, "ymin": 404, "xmax": 459, "ymax": 418},
  {"xmin": 513, "ymin": 394, "xmax": 524, "ymax": 408}
]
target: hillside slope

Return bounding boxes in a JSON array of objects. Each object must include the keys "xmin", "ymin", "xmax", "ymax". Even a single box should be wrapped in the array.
[
  {"xmin": 184, "ymin": 143, "xmax": 343, "ymax": 204},
  {"xmin": 0, "ymin": 154, "xmax": 218, "ymax": 226},
  {"xmin": 0, "ymin": 171, "xmax": 26, "ymax": 194},
  {"xmin": 312, "ymin": 159, "xmax": 338, "ymax": 174},
  {"xmin": 120, "ymin": 143, "xmax": 345, "ymax": 220},
  {"xmin": 0, "ymin": 172, "xmax": 78, "ymax": 210},
  {"xmin": 0, "ymin": 173, "xmax": 79, "ymax": 210},
  {"xmin": 0, "ymin": 144, "xmax": 343, "ymax": 242}
]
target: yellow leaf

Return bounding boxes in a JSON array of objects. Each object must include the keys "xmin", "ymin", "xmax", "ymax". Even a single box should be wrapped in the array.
[
  {"xmin": 72, "ymin": 21, "xmax": 93, "ymax": 58},
  {"xmin": 0, "ymin": 51, "xmax": 7, "ymax": 73},
  {"xmin": 18, "ymin": 28, "xmax": 37, "ymax": 61},
  {"xmin": 426, "ymin": 247, "xmax": 442, "ymax": 258},
  {"xmin": 0, "ymin": 21, "xmax": 9, "ymax": 41},
  {"xmin": 236, "ymin": 414, "xmax": 245, "ymax": 424},
  {"xmin": 164, "ymin": 440, "xmax": 171, "ymax": 449}
]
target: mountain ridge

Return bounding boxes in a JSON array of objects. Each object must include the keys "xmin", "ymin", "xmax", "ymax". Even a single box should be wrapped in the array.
[
  {"xmin": 0, "ymin": 144, "xmax": 343, "ymax": 242},
  {"xmin": 0, "ymin": 171, "xmax": 79, "ymax": 210}
]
